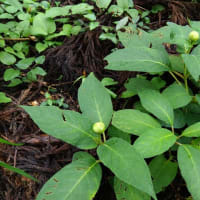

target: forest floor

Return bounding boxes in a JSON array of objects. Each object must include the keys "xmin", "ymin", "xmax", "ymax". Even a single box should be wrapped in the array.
[{"xmin": 0, "ymin": 0, "xmax": 200, "ymax": 199}]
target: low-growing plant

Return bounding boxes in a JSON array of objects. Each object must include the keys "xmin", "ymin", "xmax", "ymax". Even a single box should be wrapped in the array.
[{"xmin": 22, "ymin": 20, "xmax": 200, "ymax": 200}]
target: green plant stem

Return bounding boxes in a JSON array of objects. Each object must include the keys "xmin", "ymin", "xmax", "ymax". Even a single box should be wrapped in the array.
[
  {"xmin": 184, "ymin": 65, "xmax": 189, "ymax": 94},
  {"xmin": 171, "ymin": 125, "xmax": 174, "ymax": 134},
  {"xmin": 176, "ymin": 141, "xmax": 182, "ymax": 146},
  {"xmin": 169, "ymin": 71, "xmax": 182, "ymax": 85},
  {"xmin": 173, "ymin": 71, "xmax": 185, "ymax": 80},
  {"xmin": 102, "ymin": 132, "xmax": 106, "ymax": 142}
]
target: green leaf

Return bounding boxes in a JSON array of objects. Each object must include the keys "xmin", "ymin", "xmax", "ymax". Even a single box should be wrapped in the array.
[
  {"xmin": 0, "ymin": 161, "xmax": 37, "ymax": 182},
  {"xmin": 107, "ymin": 126, "xmax": 131, "ymax": 143},
  {"xmin": 150, "ymin": 77, "xmax": 166, "ymax": 90},
  {"xmin": 112, "ymin": 109, "xmax": 161, "ymax": 136},
  {"xmin": 125, "ymin": 77, "xmax": 155, "ymax": 94},
  {"xmin": 71, "ymin": 3, "xmax": 94, "ymax": 15},
  {"xmin": 36, "ymin": 152, "xmax": 101, "ymax": 200},
  {"xmin": 35, "ymin": 55, "xmax": 45, "ymax": 64},
  {"xmin": 105, "ymin": 47, "xmax": 169, "ymax": 73},
  {"xmin": 0, "ymin": 51, "xmax": 16, "ymax": 65},
  {"xmin": 101, "ymin": 77, "xmax": 118, "ymax": 86},
  {"xmin": 45, "ymin": 6, "xmax": 71, "ymax": 18},
  {"xmin": 15, "ymin": 57, "xmax": 35, "ymax": 70},
  {"xmin": 78, "ymin": 73, "xmax": 113, "ymax": 128},
  {"xmin": 0, "ymin": 13, "xmax": 14, "ymax": 19},
  {"xmin": 97, "ymin": 138, "xmax": 157, "ymax": 200},
  {"xmin": 114, "ymin": 177, "xmax": 150, "ymax": 200},
  {"xmin": 0, "ymin": 137, "xmax": 23, "ymax": 146},
  {"xmin": 151, "ymin": 4, "xmax": 165, "ymax": 14},
  {"xmin": 178, "ymin": 145, "xmax": 200, "ymax": 200},
  {"xmin": 169, "ymin": 55, "xmax": 184, "ymax": 73},
  {"xmin": 7, "ymin": 78, "xmax": 22, "ymax": 87},
  {"xmin": 31, "ymin": 13, "xmax": 56, "ymax": 36},
  {"xmin": 168, "ymin": 22, "xmax": 192, "ymax": 53},
  {"xmin": 22, "ymin": 106, "xmax": 100, "ymax": 149},
  {"xmin": 116, "ymin": 16, "xmax": 128, "ymax": 30},
  {"xmin": 138, "ymin": 89, "xmax": 174, "ymax": 126},
  {"xmin": 182, "ymin": 54, "xmax": 200, "ymax": 81},
  {"xmin": 96, "ymin": 0, "xmax": 112, "ymax": 9},
  {"xmin": 149, "ymin": 155, "xmax": 178, "ymax": 193},
  {"xmin": 35, "ymin": 42, "xmax": 48, "ymax": 53},
  {"xmin": 3, "ymin": 69, "xmax": 20, "ymax": 81},
  {"xmin": 162, "ymin": 83, "xmax": 192, "ymax": 109},
  {"xmin": 134, "ymin": 128, "xmax": 177, "ymax": 158},
  {"xmin": 117, "ymin": 0, "xmax": 129, "ymax": 10},
  {"xmin": 0, "ymin": 92, "xmax": 11, "ymax": 103},
  {"xmin": 181, "ymin": 122, "xmax": 200, "ymax": 137}
]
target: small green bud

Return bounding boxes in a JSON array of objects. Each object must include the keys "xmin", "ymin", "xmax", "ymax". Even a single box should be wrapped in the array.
[
  {"xmin": 189, "ymin": 31, "xmax": 199, "ymax": 42},
  {"xmin": 93, "ymin": 122, "xmax": 106, "ymax": 134}
]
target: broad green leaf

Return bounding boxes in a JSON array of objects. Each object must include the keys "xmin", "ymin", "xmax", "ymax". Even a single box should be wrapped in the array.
[
  {"xmin": 125, "ymin": 77, "xmax": 155, "ymax": 94},
  {"xmin": 0, "ymin": 51, "xmax": 16, "ymax": 65},
  {"xmin": 35, "ymin": 55, "xmax": 45, "ymax": 64},
  {"xmin": 114, "ymin": 177, "xmax": 150, "ymax": 200},
  {"xmin": 107, "ymin": 126, "xmax": 131, "ymax": 143},
  {"xmin": 151, "ymin": 4, "xmax": 165, "ymax": 14},
  {"xmin": 0, "ymin": 23, "xmax": 8, "ymax": 33},
  {"xmin": 105, "ymin": 46, "xmax": 169, "ymax": 73},
  {"xmin": 0, "ymin": 137, "xmax": 23, "ymax": 146},
  {"xmin": 0, "ymin": 92, "xmax": 11, "ymax": 103},
  {"xmin": 116, "ymin": 16, "xmax": 128, "ymax": 30},
  {"xmin": 0, "ymin": 161, "xmax": 37, "ymax": 182},
  {"xmin": 181, "ymin": 122, "xmax": 200, "ymax": 137},
  {"xmin": 178, "ymin": 145, "xmax": 200, "ymax": 200},
  {"xmin": 71, "ymin": 3, "xmax": 93, "ymax": 15},
  {"xmin": 22, "ymin": 106, "xmax": 100, "ymax": 149},
  {"xmin": 96, "ymin": 0, "xmax": 112, "ymax": 9},
  {"xmin": 150, "ymin": 77, "xmax": 166, "ymax": 90},
  {"xmin": 108, "ymin": 5, "xmax": 124, "ymax": 17},
  {"xmin": 31, "ymin": 13, "xmax": 56, "ymax": 36},
  {"xmin": 167, "ymin": 22, "xmax": 192, "ymax": 53},
  {"xmin": 134, "ymin": 128, "xmax": 176, "ymax": 158},
  {"xmin": 7, "ymin": 78, "xmax": 22, "ymax": 87},
  {"xmin": 97, "ymin": 138, "xmax": 157, "ymax": 199},
  {"xmin": 162, "ymin": 83, "xmax": 192, "ymax": 109},
  {"xmin": 169, "ymin": 55, "xmax": 184, "ymax": 73},
  {"xmin": 117, "ymin": 29, "xmax": 151, "ymax": 48},
  {"xmin": 45, "ymin": 6, "xmax": 71, "ymax": 18},
  {"xmin": 117, "ymin": 0, "xmax": 129, "ymax": 10},
  {"xmin": 78, "ymin": 73, "xmax": 113, "ymax": 128},
  {"xmin": 162, "ymin": 109, "xmax": 186, "ymax": 129},
  {"xmin": 149, "ymin": 155, "xmax": 178, "ymax": 193},
  {"xmin": 182, "ymin": 54, "xmax": 200, "ymax": 81},
  {"xmin": 112, "ymin": 109, "xmax": 161, "ymax": 136},
  {"xmin": 138, "ymin": 89, "xmax": 174, "ymax": 126},
  {"xmin": 0, "ymin": 13, "xmax": 14, "ymax": 19},
  {"xmin": 35, "ymin": 42, "xmax": 48, "ymax": 53},
  {"xmin": 36, "ymin": 152, "xmax": 102, "ymax": 200},
  {"xmin": 15, "ymin": 57, "xmax": 35, "ymax": 70},
  {"xmin": 3, "ymin": 69, "xmax": 20, "ymax": 81}
]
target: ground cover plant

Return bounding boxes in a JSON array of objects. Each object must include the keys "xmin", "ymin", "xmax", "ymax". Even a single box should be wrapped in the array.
[
  {"xmin": 1, "ymin": 0, "xmax": 200, "ymax": 199},
  {"xmin": 22, "ymin": 21, "xmax": 200, "ymax": 199}
]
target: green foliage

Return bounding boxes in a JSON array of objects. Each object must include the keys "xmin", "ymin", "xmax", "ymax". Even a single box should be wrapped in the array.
[
  {"xmin": 36, "ymin": 152, "xmax": 102, "ymax": 200},
  {"xmin": 22, "ymin": 53, "xmax": 200, "ymax": 199},
  {"xmin": 3, "ymin": 1, "xmax": 198, "ymax": 199}
]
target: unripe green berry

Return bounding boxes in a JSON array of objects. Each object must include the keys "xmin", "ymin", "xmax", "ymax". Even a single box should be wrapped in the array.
[
  {"xmin": 93, "ymin": 122, "xmax": 106, "ymax": 134},
  {"xmin": 189, "ymin": 31, "xmax": 199, "ymax": 42}
]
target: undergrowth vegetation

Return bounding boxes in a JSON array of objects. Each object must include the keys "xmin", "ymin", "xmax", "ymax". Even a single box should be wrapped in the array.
[{"xmin": 1, "ymin": 0, "xmax": 200, "ymax": 200}]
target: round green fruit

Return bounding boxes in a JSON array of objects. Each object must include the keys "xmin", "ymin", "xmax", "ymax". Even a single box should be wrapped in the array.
[
  {"xmin": 93, "ymin": 122, "xmax": 106, "ymax": 134},
  {"xmin": 189, "ymin": 31, "xmax": 199, "ymax": 42}
]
